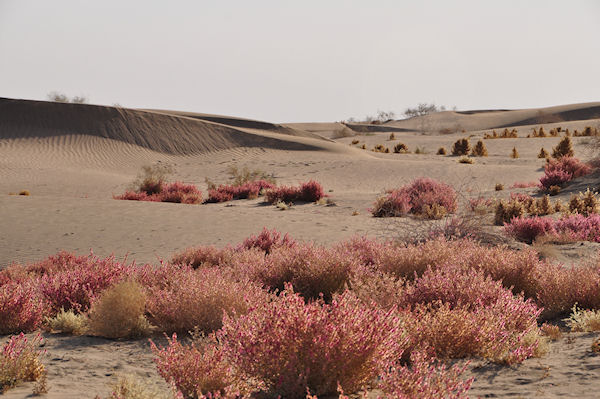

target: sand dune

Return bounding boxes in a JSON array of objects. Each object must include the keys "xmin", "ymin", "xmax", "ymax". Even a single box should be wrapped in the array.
[{"xmin": 0, "ymin": 98, "xmax": 341, "ymax": 155}]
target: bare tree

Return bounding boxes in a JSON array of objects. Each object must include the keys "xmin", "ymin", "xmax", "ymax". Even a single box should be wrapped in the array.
[
  {"xmin": 404, "ymin": 103, "xmax": 439, "ymax": 118},
  {"xmin": 47, "ymin": 91, "xmax": 88, "ymax": 104}
]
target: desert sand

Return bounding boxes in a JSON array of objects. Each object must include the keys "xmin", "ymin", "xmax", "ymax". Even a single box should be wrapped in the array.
[{"xmin": 1, "ymin": 97, "xmax": 600, "ymax": 398}]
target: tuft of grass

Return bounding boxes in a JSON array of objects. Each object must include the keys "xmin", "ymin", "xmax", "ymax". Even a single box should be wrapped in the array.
[
  {"xmin": 96, "ymin": 375, "xmax": 170, "ymax": 399},
  {"xmin": 495, "ymin": 183, "xmax": 504, "ymax": 191},
  {"xmin": 87, "ymin": 280, "xmax": 152, "ymax": 339},
  {"xmin": 565, "ymin": 305, "xmax": 600, "ymax": 332},
  {"xmin": 393, "ymin": 143, "xmax": 409, "ymax": 154},
  {"xmin": 45, "ymin": 309, "xmax": 87, "ymax": 335},
  {"xmin": 538, "ymin": 148, "xmax": 549, "ymax": 159},
  {"xmin": 351, "ymin": 139, "xmax": 360, "ymax": 145},
  {"xmin": 540, "ymin": 323, "xmax": 562, "ymax": 341},
  {"xmin": 511, "ymin": 147, "xmax": 519, "ymax": 159},
  {"xmin": 18, "ymin": 190, "xmax": 30, "ymax": 196},
  {"xmin": 458, "ymin": 156, "xmax": 474, "ymax": 164},
  {"xmin": 437, "ymin": 147, "xmax": 447, "ymax": 155}
]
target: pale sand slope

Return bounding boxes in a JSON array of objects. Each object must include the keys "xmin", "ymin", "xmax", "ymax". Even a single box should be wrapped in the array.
[{"xmin": 1, "ymin": 98, "xmax": 600, "ymax": 398}]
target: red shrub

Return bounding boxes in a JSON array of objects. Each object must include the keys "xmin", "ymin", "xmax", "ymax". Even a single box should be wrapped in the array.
[
  {"xmin": 160, "ymin": 182, "xmax": 203, "ymax": 204},
  {"xmin": 0, "ymin": 251, "xmax": 91, "ymax": 285},
  {"xmin": 378, "ymin": 353, "xmax": 473, "ymax": 399},
  {"xmin": 171, "ymin": 245, "xmax": 233, "ymax": 269},
  {"xmin": 0, "ymin": 281, "xmax": 47, "ymax": 334},
  {"xmin": 38, "ymin": 255, "xmax": 132, "ymax": 314},
  {"xmin": 207, "ymin": 180, "xmax": 277, "ymax": 203},
  {"xmin": 217, "ymin": 288, "xmax": 406, "ymax": 397},
  {"xmin": 540, "ymin": 157, "xmax": 592, "ymax": 189},
  {"xmin": 238, "ymin": 227, "xmax": 296, "ymax": 253},
  {"xmin": 113, "ymin": 191, "xmax": 159, "ymax": 202},
  {"xmin": 264, "ymin": 180, "xmax": 325, "ymax": 204},
  {"xmin": 143, "ymin": 265, "xmax": 268, "ymax": 334},
  {"xmin": 510, "ymin": 181, "xmax": 539, "ymax": 189},
  {"xmin": 504, "ymin": 216, "xmax": 557, "ymax": 243},
  {"xmin": 372, "ymin": 178, "xmax": 457, "ymax": 217},
  {"xmin": 539, "ymin": 169, "xmax": 572, "ymax": 189}
]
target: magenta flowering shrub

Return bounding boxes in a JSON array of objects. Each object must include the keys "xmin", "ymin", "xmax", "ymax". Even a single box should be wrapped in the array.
[
  {"xmin": 505, "ymin": 214, "xmax": 600, "ymax": 244},
  {"xmin": 378, "ymin": 352, "xmax": 473, "ymax": 399},
  {"xmin": 38, "ymin": 255, "xmax": 132, "ymax": 314},
  {"xmin": 539, "ymin": 157, "xmax": 591, "ymax": 189},
  {"xmin": 238, "ymin": 227, "xmax": 296, "ymax": 253},
  {"xmin": 217, "ymin": 288, "xmax": 406, "ymax": 397},
  {"xmin": 171, "ymin": 245, "xmax": 233, "ymax": 269},
  {"xmin": 0, "ymin": 333, "xmax": 47, "ymax": 393},
  {"xmin": 206, "ymin": 180, "xmax": 275, "ymax": 203},
  {"xmin": 143, "ymin": 265, "xmax": 268, "ymax": 334},
  {"xmin": 114, "ymin": 182, "xmax": 202, "ymax": 204},
  {"xmin": 246, "ymin": 243, "xmax": 360, "ymax": 301},
  {"xmin": 510, "ymin": 181, "xmax": 539, "ymax": 189},
  {"xmin": 0, "ymin": 281, "xmax": 47, "ymax": 334},
  {"xmin": 264, "ymin": 180, "xmax": 326, "ymax": 203},
  {"xmin": 372, "ymin": 178, "xmax": 457, "ymax": 217},
  {"xmin": 0, "ymin": 251, "xmax": 91, "ymax": 285}
]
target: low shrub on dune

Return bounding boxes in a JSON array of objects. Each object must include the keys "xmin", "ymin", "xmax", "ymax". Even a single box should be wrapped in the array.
[
  {"xmin": 539, "ymin": 157, "xmax": 592, "ymax": 190},
  {"xmin": 171, "ymin": 245, "xmax": 233, "ymax": 269},
  {"xmin": 372, "ymin": 178, "xmax": 457, "ymax": 218},
  {"xmin": 0, "ymin": 281, "xmax": 47, "ymax": 335},
  {"xmin": 265, "ymin": 180, "xmax": 326, "ymax": 204},
  {"xmin": 0, "ymin": 334, "xmax": 47, "ymax": 394},
  {"xmin": 206, "ymin": 180, "xmax": 275, "ymax": 203},
  {"xmin": 114, "ymin": 181, "xmax": 202, "ymax": 204}
]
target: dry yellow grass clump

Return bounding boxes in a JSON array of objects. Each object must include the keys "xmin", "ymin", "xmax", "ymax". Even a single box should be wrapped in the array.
[
  {"xmin": 46, "ymin": 309, "xmax": 87, "ymax": 335},
  {"xmin": 88, "ymin": 280, "xmax": 152, "ymax": 339}
]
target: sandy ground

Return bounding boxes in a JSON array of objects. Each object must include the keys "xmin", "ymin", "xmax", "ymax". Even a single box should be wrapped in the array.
[{"xmin": 2, "ymin": 98, "xmax": 600, "ymax": 398}]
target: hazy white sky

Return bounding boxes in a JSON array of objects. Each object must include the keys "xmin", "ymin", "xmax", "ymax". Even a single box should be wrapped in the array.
[{"xmin": 1, "ymin": 1, "xmax": 599, "ymax": 122}]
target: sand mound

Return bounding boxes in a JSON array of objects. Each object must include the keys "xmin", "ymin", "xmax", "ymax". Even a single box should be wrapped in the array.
[
  {"xmin": 0, "ymin": 98, "xmax": 332, "ymax": 155},
  {"xmin": 386, "ymin": 102, "xmax": 600, "ymax": 133}
]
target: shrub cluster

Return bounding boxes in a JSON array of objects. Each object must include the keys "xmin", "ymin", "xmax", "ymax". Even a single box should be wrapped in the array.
[
  {"xmin": 471, "ymin": 140, "xmax": 488, "ymax": 156},
  {"xmin": 372, "ymin": 178, "xmax": 457, "ymax": 219},
  {"xmin": 505, "ymin": 213, "xmax": 600, "ymax": 244},
  {"xmin": 265, "ymin": 180, "xmax": 325, "ymax": 203},
  {"xmin": 539, "ymin": 157, "xmax": 592, "ymax": 190},
  {"xmin": 206, "ymin": 179, "xmax": 274, "ymax": 203},
  {"xmin": 115, "ymin": 181, "xmax": 202, "ymax": 204},
  {"xmin": 484, "ymin": 128, "xmax": 518, "ymax": 139},
  {"xmin": 393, "ymin": 143, "xmax": 409, "ymax": 153},
  {"xmin": 451, "ymin": 138, "xmax": 470, "ymax": 156}
]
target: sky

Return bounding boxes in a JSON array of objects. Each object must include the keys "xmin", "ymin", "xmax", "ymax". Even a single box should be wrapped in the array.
[{"xmin": 1, "ymin": 1, "xmax": 599, "ymax": 123}]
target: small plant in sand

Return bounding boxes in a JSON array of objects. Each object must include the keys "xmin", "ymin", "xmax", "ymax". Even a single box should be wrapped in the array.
[
  {"xmin": 567, "ymin": 189, "xmax": 600, "ymax": 216},
  {"xmin": 414, "ymin": 146, "xmax": 427, "ymax": 154},
  {"xmin": 495, "ymin": 183, "xmax": 504, "ymax": 191},
  {"xmin": 0, "ymin": 333, "xmax": 47, "ymax": 394},
  {"xmin": 565, "ymin": 305, "xmax": 600, "ymax": 332},
  {"xmin": 540, "ymin": 323, "xmax": 562, "ymax": 341},
  {"xmin": 351, "ymin": 139, "xmax": 360, "ymax": 145},
  {"xmin": 132, "ymin": 163, "xmax": 174, "ymax": 195},
  {"xmin": 458, "ymin": 156, "xmax": 474, "ymax": 164},
  {"xmin": 538, "ymin": 148, "xmax": 549, "ymax": 159},
  {"xmin": 451, "ymin": 138, "xmax": 470, "ymax": 156},
  {"xmin": 265, "ymin": 180, "xmax": 325, "ymax": 204},
  {"xmin": 372, "ymin": 144, "xmax": 390, "ymax": 153},
  {"xmin": 552, "ymin": 136, "xmax": 574, "ymax": 158},
  {"xmin": 494, "ymin": 199, "xmax": 525, "ymax": 225},
  {"xmin": 96, "ymin": 375, "xmax": 170, "ymax": 399},
  {"xmin": 360, "ymin": 144, "xmax": 366, "ymax": 149},
  {"xmin": 437, "ymin": 147, "xmax": 447, "ymax": 155},
  {"xmin": 45, "ymin": 309, "xmax": 87, "ymax": 335},
  {"xmin": 225, "ymin": 165, "xmax": 276, "ymax": 187},
  {"xmin": 393, "ymin": 143, "xmax": 409, "ymax": 153},
  {"xmin": 471, "ymin": 140, "xmax": 488, "ymax": 157},
  {"xmin": 372, "ymin": 177, "xmax": 457, "ymax": 218},
  {"xmin": 388, "ymin": 132, "xmax": 396, "ymax": 140},
  {"xmin": 511, "ymin": 147, "xmax": 519, "ymax": 158},
  {"xmin": 18, "ymin": 190, "xmax": 30, "ymax": 196},
  {"xmin": 87, "ymin": 280, "xmax": 152, "ymax": 339}
]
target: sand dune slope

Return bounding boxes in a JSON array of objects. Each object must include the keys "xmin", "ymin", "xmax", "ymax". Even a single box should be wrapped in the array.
[{"xmin": 0, "ymin": 98, "xmax": 339, "ymax": 155}]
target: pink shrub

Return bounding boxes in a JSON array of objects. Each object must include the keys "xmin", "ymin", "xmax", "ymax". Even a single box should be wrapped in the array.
[
  {"xmin": 372, "ymin": 178, "xmax": 457, "ymax": 217},
  {"xmin": 0, "ymin": 251, "xmax": 90, "ymax": 285},
  {"xmin": 554, "ymin": 214, "xmax": 600, "ymax": 242},
  {"xmin": 143, "ymin": 265, "xmax": 268, "ymax": 334},
  {"xmin": 264, "ymin": 180, "xmax": 326, "ymax": 204},
  {"xmin": 206, "ymin": 180, "xmax": 275, "ymax": 203},
  {"xmin": 467, "ymin": 196, "xmax": 495, "ymax": 212},
  {"xmin": 504, "ymin": 216, "xmax": 557, "ymax": 243},
  {"xmin": 540, "ymin": 157, "xmax": 592, "ymax": 189},
  {"xmin": 246, "ymin": 244, "xmax": 360, "ymax": 301},
  {"xmin": 238, "ymin": 227, "xmax": 296, "ymax": 253},
  {"xmin": 151, "ymin": 334, "xmax": 243, "ymax": 398},
  {"xmin": 217, "ymin": 288, "xmax": 406, "ymax": 397},
  {"xmin": 509, "ymin": 192, "xmax": 535, "ymax": 203},
  {"xmin": 0, "ymin": 281, "xmax": 47, "ymax": 334},
  {"xmin": 378, "ymin": 353, "xmax": 472, "ymax": 399},
  {"xmin": 38, "ymin": 255, "xmax": 132, "ymax": 314},
  {"xmin": 171, "ymin": 245, "xmax": 233, "ymax": 269},
  {"xmin": 334, "ymin": 236, "xmax": 385, "ymax": 267},
  {"xmin": 160, "ymin": 181, "xmax": 203, "ymax": 204},
  {"xmin": 113, "ymin": 191, "xmax": 159, "ymax": 202}
]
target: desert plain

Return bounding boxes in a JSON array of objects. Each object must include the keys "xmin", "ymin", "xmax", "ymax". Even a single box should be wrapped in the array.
[{"xmin": 2, "ymin": 97, "xmax": 600, "ymax": 398}]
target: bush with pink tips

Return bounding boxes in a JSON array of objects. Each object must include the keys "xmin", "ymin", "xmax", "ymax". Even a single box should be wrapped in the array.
[{"xmin": 238, "ymin": 227, "xmax": 296, "ymax": 253}]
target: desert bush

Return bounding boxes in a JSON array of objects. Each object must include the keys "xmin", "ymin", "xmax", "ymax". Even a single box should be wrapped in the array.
[
  {"xmin": 471, "ymin": 140, "xmax": 488, "ymax": 156},
  {"xmin": 0, "ymin": 333, "xmax": 46, "ymax": 394},
  {"xmin": 372, "ymin": 144, "xmax": 390, "ymax": 153},
  {"xmin": 565, "ymin": 305, "xmax": 600, "ymax": 332},
  {"xmin": 38, "ymin": 255, "xmax": 132, "ymax": 314},
  {"xmin": 389, "ymin": 133, "xmax": 396, "ymax": 140},
  {"xmin": 451, "ymin": 138, "xmax": 470, "ymax": 156},
  {"xmin": 568, "ymin": 189, "xmax": 600, "ymax": 216},
  {"xmin": 45, "ymin": 309, "xmax": 87, "ymax": 335},
  {"xmin": 217, "ymin": 288, "xmax": 406, "ymax": 397},
  {"xmin": 511, "ymin": 147, "xmax": 519, "ymax": 158},
  {"xmin": 351, "ymin": 139, "xmax": 360, "ymax": 145},
  {"xmin": 144, "ymin": 265, "xmax": 267, "ymax": 334},
  {"xmin": 538, "ymin": 148, "xmax": 549, "ymax": 159},
  {"xmin": 458, "ymin": 156, "xmax": 474, "ymax": 164},
  {"xmin": 494, "ymin": 199, "xmax": 525, "ymax": 225},
  {"xmin": 421, "ymin": 203, "xmax": 448, "ymax": 219},
  {"xmin": 414, "ymin": 146, "xmax": 427, "ymax": 154},
  {"xmin": 98, "ymin": 375, "xmax": 171, "ymax": 399},
  {"xmin": 0, "ymin": 281, "xmax": 47, "ymax": 334},
  {"xmin": 540, "ymin": 323, "xmax": 562, "ymax": 341},
  {"xmin": 495, "ymin": 183, "xmax": 504, "ymax": 191},
  {"xmin": 247, "ymin": 244, "xmax": 359, "ymax": 301},
  {"xmin": 206, "ymin": 180, "xmax": 274, "ymax": 203},
  {"xmin": 133, "ymin": 164, "xmax": 174, "ymax": 195},
  {"xmin": 552, "ymin": 136, "xmax": 574, "ymax": 158},
  {"xmin": 171, "ymin": 245, "xmax": 233, "ymax": 269},
  {"xmin": 151, "ymin": 334, "xmax": 243, "ymax": 398},
  {"xmin": 511, "ymin": 181, "xmax": 539, "ymax": 188},
  {"xmin": 437, "ymin": 147, "xmax": 447, "ymax": 155},
  {"xmin": 378, "ymin": 353, "xmax": 472, "ymax": 399},
  {"xmin": 88, "ymin": 280, "xmax": 152, "ymax": 339},
  {"xmin": 159, "ymin": 182, "xmax": 203, "ymax": 204},
  {"xmin": 393, "ymin": 143, "xmax": 409, "ymax": 153},
  {"xmin": 0, "ymin": 251, "xmax": 92, "ymax": 285},
  {"xmin": 238, "ymin": 227, "xmax": 296, "ymax": 253},
  {"xmin": 503, "ymin": 216, "xmax": 556, "ymax": 243},
  {"xmin": 265, "ymin": 180, "xmax": 325, "ymax": 204},
  {"xmin": 225, "ymin": 165, "xmax": 276, "ymax": 187},
  {"xmin": 371, "ymin": 178, "xmax": 457, "ymax": 218},
  {"xmin": 18, "ymin": 190, "xmax": 30, "ymax": 196},
  {"xmin": 539, "ymin": 156, "xmax": 592, "ymax": 190}
]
